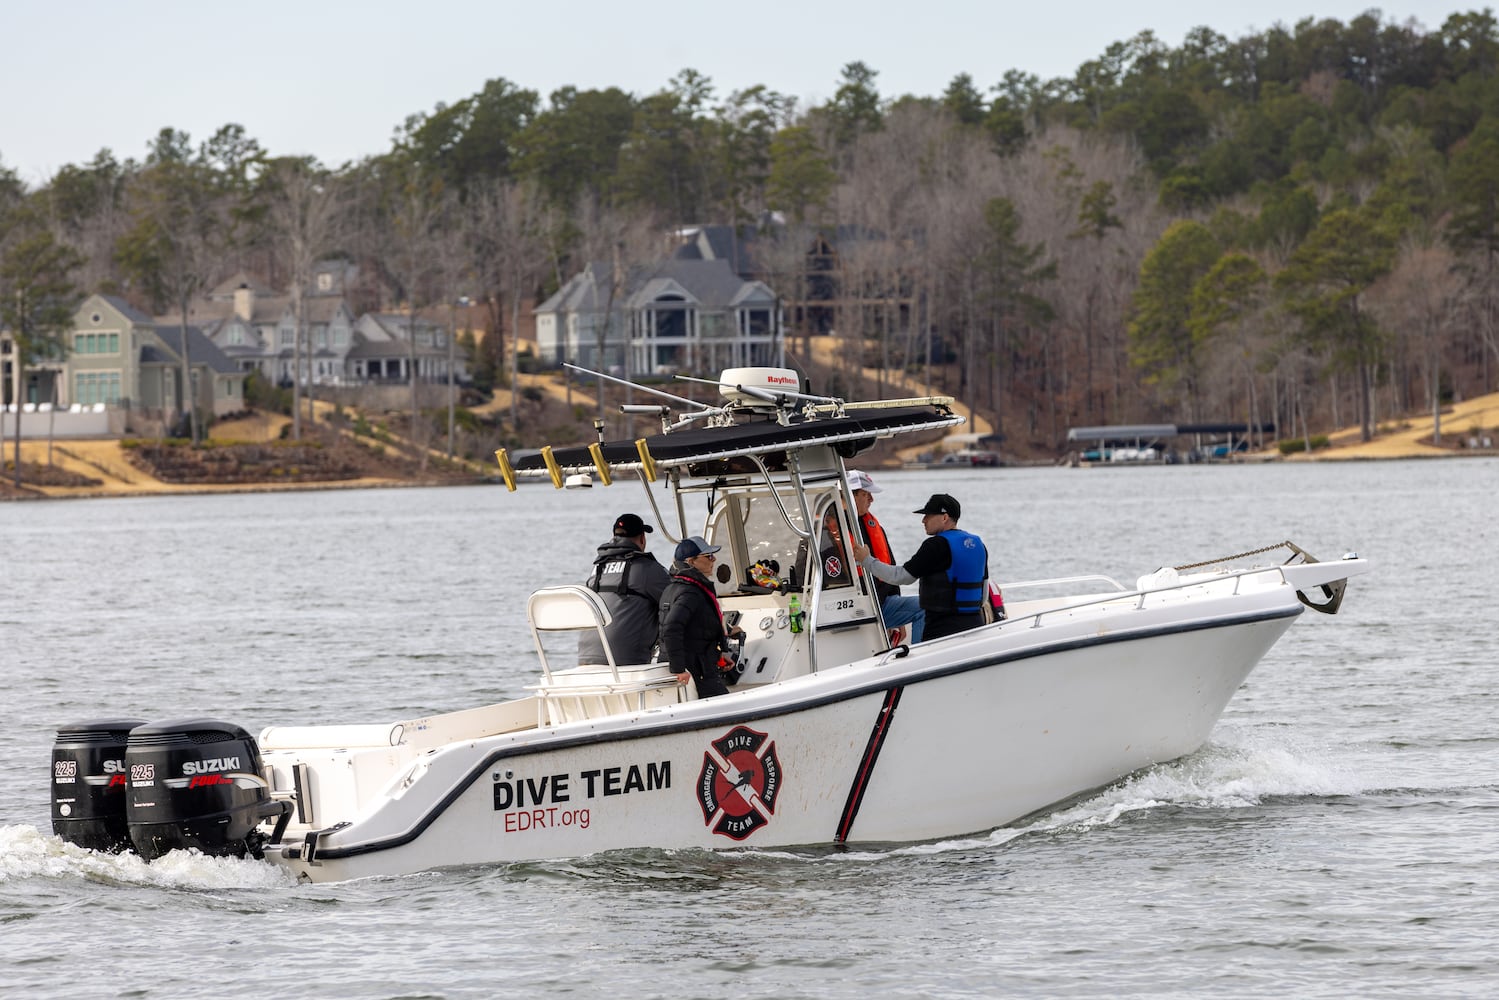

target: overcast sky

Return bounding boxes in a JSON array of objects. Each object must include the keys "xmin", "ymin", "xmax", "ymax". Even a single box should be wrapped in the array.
[{"xmin": 0, "ymin": 1, "xmax": 1477, "ymax": 185}]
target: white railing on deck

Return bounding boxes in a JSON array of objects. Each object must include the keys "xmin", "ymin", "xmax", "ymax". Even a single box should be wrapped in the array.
[{"xmin": 998, "ymin": 565, "xmax": 1289, "ymax": 630}]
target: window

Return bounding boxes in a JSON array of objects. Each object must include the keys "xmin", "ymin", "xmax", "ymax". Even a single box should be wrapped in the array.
[
  {"xmin": 699, "ymin": 314, "xmax": 729, "ymax": 340},
  {"xmin": 74, "ymin": 332, "xmax": 120, "ymax": 354},
  {"xmin": 744, "ymin": 308, "xmax": 771, "ymax": 338},
  {"xmin": 75, "ymin": 371, "xmax": 121, "ymax": 405},
  {"xmin": 705, "ymin": 490, "xmax": 856, "ymax": 592}
]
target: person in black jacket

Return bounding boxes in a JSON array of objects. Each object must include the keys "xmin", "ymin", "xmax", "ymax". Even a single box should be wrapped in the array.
[
  {"xmin": 659, "ymin": 535, "xmax": 744, "ymax": 699},
  {"xmin": 579, "ymin": 513, "xmax": 671, "ymax": 665}
]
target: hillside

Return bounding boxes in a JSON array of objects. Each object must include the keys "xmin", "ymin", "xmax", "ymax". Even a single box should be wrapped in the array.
[
  {"xmin": 6, "ymin": 376, "xmax": 1496, "ymax": 500},
  {"xmin": 1273, "ymin": 394, "xmax": 1499, "ymax": 461}
]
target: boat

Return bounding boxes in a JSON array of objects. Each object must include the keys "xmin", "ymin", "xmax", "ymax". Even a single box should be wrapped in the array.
[{"xmin": 49, "ymin": 367, "xmax": 1370, "ymax": 883}]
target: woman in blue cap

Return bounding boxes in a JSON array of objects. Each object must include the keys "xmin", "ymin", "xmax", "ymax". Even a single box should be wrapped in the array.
[{"xmin": 658, "ymin": 536, "xmax": 745, "ymax": 698}]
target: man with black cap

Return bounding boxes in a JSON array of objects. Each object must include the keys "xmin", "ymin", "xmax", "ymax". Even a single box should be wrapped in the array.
[
  {"xmin": 852, "ymin": 493, "xmax": 989, "ymax": 641},
  {"xmin": 579, "ymin": 513, "xmax": 671, "ymax": 665},
  {"xmin": 658, "ymin": 535, "xmax": 745, "ymax": 699}
]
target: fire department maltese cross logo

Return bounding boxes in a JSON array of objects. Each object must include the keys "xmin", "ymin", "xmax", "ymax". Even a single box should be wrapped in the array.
[{"xmin": 698, "ymin": 725, "xmax": 781, "ymax": 840}]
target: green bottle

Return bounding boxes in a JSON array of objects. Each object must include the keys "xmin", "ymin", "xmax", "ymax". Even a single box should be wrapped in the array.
[{"xmin": 788, "ymin": 595, "xmax": 803, "ymax": 633}]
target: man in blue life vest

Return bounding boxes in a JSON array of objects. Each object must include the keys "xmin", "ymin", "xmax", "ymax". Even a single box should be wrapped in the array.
[
  {"xmin": 579, "ymin": 512, "xmax": 671, "ymax": 665},
  {"xmin": 852, "ymin": 492, "xmax": 989, "ymax": 641}
]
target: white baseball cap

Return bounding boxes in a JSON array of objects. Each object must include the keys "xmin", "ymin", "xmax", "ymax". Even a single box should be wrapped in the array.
[{"xmin": 846, "ymin": 470, "xmax": 882, "ymax": 493}]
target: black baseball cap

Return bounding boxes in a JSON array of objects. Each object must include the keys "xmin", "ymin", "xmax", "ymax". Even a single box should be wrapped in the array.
[
  {"xmin": 913, "ymin": 493, "xmax": 961, "ymax": 520},
  {"xmin": 613, "ymin": 513, "xmax": 653, "ymax": 536}
]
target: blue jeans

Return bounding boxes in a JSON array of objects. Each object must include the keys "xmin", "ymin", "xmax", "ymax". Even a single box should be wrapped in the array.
[{"xmin": 880, "ymin": 595, "xmax": 925, "ymax": 644}]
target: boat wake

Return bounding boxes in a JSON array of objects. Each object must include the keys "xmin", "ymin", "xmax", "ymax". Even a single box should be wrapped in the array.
[
  {"xmin": 815, "ymin": 727, "xmax": 1378, "ymax": 863},
  {"xmin": 4, "ymin": 732, "xmax": 1383, "ymax": 887},
  {"xmin": 0, "ymin": 823, "xmax": 296, "ymax": 889}
]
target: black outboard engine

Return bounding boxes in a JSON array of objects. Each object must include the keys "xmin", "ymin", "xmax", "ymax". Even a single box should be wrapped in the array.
[
  {"xmin": 52, "ymin": 718, "xmax": 146, "ymax": 853},
  {"xmin": 125, "ymin": 718, "xmax": 292, "ymax": 861}
]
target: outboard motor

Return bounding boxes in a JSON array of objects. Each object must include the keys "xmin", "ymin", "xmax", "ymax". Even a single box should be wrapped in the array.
[
  {"xmin": 125, "ymin": 718, "xmax": 292, "ymax": 861},
  {"xmin": 52, "ymin": 718, "xmax": 146, "ymax": 853}
]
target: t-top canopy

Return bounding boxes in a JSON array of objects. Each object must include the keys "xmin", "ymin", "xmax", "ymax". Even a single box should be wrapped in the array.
[{"xmin": 511, "ymin": 402, "xmax": 961, "ymax": 479}]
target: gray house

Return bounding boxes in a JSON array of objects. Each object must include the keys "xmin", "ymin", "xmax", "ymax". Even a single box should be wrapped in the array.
[
  {"xmin": 348, "ymin": 313, "xmax": 467, "ymax": 384},
  {"xmin": 190, "ymin": 272, "xmax": 357, "ymax": 386},
  {"xmin": 60, "ymin": 294, "xmax": 244, "ymax": 429},
  {"xmin": 535, "ymin": 259, "xmax": 783, "ymax": 375}
]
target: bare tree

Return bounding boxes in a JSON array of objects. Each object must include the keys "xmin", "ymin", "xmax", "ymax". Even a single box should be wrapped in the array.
[
  {"xmin": 570, "ymin": 197, "xmax": 657, "ymax": 427},
  {"xmin": 38, "ymin": 153, "xmax": 133, "ymax": 295},
  {"xmin": 431, "ymin": 187, "xmax": 472, "ymax": 459},
  {"xmin": 1368, "ymin": 240, "xmax": 1462, "ymax": 443},
  {"xmin": 386, "ymin": 169, "xmax": 444, "ymax": 470},
  {"xmin": 260, "ymin": 157, "xmax": 343, "ymax": 439},
  {"xmin": 1, "ymin": 220, "xmax": 83, "ymax": 486},
  {"xmin": 756, "ymin": 220, "xmax": 815, "ymax": 369},
  {"xmin": 835, "ymin": 112, "xmax": 926, "ymax": 398},
  {"xmin": 116, "ymin": 145, "xmax": 230, "ymax": 445},
  {"xmin": 464, "ymin": 176, "xmax": 553, "ymax": 433}
]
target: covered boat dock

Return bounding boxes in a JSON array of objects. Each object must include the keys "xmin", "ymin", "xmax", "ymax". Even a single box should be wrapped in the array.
[{"xmin": 1066, "ymin": 422, "xmax": 1276, "ymax": 464}]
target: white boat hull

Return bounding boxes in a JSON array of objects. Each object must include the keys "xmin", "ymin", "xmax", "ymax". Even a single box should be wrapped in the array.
[
  {"xmin": 52, "ymin": 376, "xmax": 1366, "ymax": 883},
  {"xmin": 262, "ymin": 570, "xmax": 1313, "ymax": 882}
]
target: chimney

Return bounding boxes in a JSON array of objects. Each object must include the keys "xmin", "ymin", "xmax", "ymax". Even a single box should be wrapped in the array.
[{"xmin": 234, "ymin": 283, "xmax": 253, "ymax": 321}]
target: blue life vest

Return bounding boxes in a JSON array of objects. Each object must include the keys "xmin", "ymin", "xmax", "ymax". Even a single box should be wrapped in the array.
[{"xmin": 927, "ymin": 528, "xmax": 987, "ymax": 615}]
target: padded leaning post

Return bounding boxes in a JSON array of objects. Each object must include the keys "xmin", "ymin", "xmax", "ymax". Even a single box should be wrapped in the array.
[
  {"xmin": 525, "ymin": 585, "xmax": 687, "ymax": 725},
  {"xmin": 526, "ymin": 585, "xmax": 619, "ymax": 684}
]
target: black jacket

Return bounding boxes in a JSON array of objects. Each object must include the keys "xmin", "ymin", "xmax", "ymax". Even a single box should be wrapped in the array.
[
  {"xmin": 579, "ymin": 537, "xmax": 670, "ymax": 665},
  {"xmin": 658, "ymin": 564, "xmax": 732, "ymax": 684}
]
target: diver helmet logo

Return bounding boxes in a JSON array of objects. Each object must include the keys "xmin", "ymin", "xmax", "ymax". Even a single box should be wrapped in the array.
[{"xmin": 697, "ymin": 725, "xmax": 781, "ymax": 840}]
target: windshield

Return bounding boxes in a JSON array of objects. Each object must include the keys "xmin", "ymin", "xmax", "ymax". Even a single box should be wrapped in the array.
[{"xmin": 709, "ymin": 488, "xmax": 852, "ymax": 593}]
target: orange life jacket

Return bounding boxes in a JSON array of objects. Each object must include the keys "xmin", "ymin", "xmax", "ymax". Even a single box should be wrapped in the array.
[{"xmin": 858, "ymin": 512, "xmax": 894, "ymax": 565}]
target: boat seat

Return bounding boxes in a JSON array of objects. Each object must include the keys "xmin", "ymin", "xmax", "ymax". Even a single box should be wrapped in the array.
[
  {"xmin": 525, "ymin": 585, "xmax": 688, "ymax": 725},
  {"xmin": 528, "ymin": 662, "xmax": 690, "ymax": 724}
]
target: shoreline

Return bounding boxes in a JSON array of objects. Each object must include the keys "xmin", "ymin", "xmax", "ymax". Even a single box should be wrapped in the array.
[{"xmin": 5, "ymin": 392, "xmax": 1496, "ymax": 501}]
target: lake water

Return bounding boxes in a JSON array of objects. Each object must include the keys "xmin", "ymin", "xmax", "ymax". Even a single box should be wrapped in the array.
[{"xmin": 2, "ymin": 459, "xmax": 1496, "ymax": 998}]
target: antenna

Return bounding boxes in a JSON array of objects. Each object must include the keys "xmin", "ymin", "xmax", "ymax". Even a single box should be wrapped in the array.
[{"xmin": 565, "ymin": 363, "xmax": 712, "ymax": 411}]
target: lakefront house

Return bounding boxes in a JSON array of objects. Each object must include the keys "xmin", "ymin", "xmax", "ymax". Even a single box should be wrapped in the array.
[
  {"xmin": 535, "ymin": 258, "xmax": 783, "ymax": 376},
  {"xmin": 1, "ymin": 293, "xmax": 246, "ymax": 437}
]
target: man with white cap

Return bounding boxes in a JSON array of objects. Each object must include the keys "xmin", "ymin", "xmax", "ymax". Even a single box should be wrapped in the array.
[
  {"xmin": 846, "ymin": 470, "xmax": 925, "ymax": 643},
  {"xmin": 658, "ymin": 536, "xmax": 745, "ymax": 699}
]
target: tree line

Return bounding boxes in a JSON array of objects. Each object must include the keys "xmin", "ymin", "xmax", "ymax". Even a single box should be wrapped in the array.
[{"xmin": 5, "ymin": 8, "xmax": 1499, "ymax": 456}]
